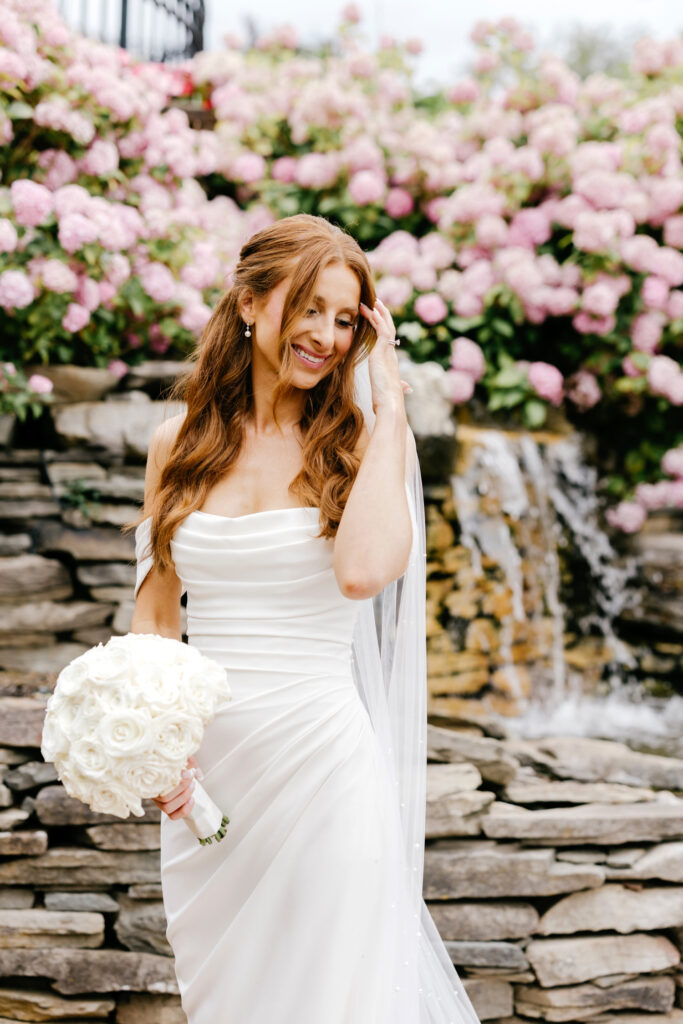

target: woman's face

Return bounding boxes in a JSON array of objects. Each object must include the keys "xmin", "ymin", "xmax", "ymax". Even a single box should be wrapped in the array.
[{"xmin": 245, "ymin": 262, "xmax": 361, "ymax": 387}]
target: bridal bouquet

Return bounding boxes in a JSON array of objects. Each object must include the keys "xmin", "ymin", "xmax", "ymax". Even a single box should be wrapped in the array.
[{"xmin": 40, "ymin": 633, "xmax": 232, "ymax": 847}]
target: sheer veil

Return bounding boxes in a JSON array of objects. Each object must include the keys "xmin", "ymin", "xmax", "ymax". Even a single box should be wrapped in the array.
[{"xmin": 351, "ymin": 352, "xmax": 480, "ymax": 1023}]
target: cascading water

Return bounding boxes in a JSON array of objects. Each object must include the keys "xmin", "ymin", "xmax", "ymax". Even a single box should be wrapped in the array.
[{"xmin": 449, "ymin": 426, "xmax": 683, "ymax": 755}]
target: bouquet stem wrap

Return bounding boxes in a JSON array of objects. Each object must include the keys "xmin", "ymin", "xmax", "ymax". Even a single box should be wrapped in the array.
[{"xmin": 182, "ymin": 781, "xmax": 230, "ymax": 846}]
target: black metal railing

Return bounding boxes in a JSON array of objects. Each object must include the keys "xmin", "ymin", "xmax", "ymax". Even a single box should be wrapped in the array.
[{"xmin": 57, "ymin": 0, "xmax": 205, "ymax": 62}]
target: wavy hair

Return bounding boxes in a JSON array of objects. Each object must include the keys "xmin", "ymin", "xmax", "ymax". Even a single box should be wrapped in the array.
[{"xmin": 124, "ymin": 213, "xmax": 377, "ymax": 573}]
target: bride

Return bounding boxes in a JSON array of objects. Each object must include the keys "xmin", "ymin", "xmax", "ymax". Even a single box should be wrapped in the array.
[{"xmin": 129, "ymin": 213, "xmax": 480, "ymax": 1024}]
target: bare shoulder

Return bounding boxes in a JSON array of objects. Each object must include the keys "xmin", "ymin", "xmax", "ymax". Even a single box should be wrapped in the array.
[{"xmin": 143, "ymin": 412, "xmax": 186, "ymax": 514}]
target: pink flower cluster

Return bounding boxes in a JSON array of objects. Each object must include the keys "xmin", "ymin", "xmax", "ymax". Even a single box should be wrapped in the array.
[{"xmin": 447, "ymin": 337, "xmax": 486, "ymax": 404}]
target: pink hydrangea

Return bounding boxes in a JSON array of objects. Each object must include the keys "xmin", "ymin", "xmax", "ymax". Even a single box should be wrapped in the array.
[
  {"xmin": 179, "ymin": 303, "xmax": 212, "ymax": 335},
  {"xmin": 58, "ymin": 213, "xmax": 98, "ymax": 253},
  {"xmin": 414, "ymin": 292, "xmax": 448, "ymax": 324},
  {"xmin": 631, "ymin": 311, "xmax": 666, "ymax": 354},
  {"xmin": 0, "ymin": 219, "xmax": 18, "ymax": 253},
  {"xmin": 0, "ymin": 269, "xmax": 35, "ymax": 310},
  {"xmin": 10, "ymin": 180, "xmax": 53, "ymax": 228},
  {"xmin": 450, "ymin": 337, "xmax": 485, "ymax": 382},
  {"xmin": 447, "ymin": 369, "xmax": 475, "ymax": 404},
  {"xmin": 271, "ymin": 157, "xmax": 297, "ymax": 183},
  {"xmin": 348, "ymin": 170, "xmax": 386, "ymax": 206},
  {"xmin": 26, "ymin": 373, "xmax": 53, "ymax": 395},
  {"xmin": 648, "ymin": 355, "xmax": 682, "ymax": 404},
  {"xmin": 641, "ymin": 275, "xmax": 670, "ymax": 311},
  {"xmin": 581, "ymin": 281, "xmax": 620, "ymax": 317},
  {"xmin": 41, "ymin": 260, "xmax": 78, "ymax": 293},
  {"xmin": 76, "ymin": 277, "xmax": 101, "ymax": 313},
  {"xmin": 566, "ymin": 370, "xmax": 601, "ymax": 411},
  {"xmin": 295, "ymin": 153, "xmax": 339, "ymax": 189},
  {"xmin": 475, "ymin": 214, "xmax": 508, "ymax": 248},
  {"xmin": 230, "ymin": 153, "xmax": 267, "ymax": 184},
  {"xmin": 107, "ymin": 359, "xmax": 129, "ymax": 380},
  {"xmin": 664, "ymin": 215, "xmax": 683, "ymax": 250},
  {"xmin": 105, "ymin": 254, "xmax": 131, "ymax": 288},
  {"xmin": 528, "ymin": 361, "xmax": 564, "ymax": 406},
  {"xmin": 140, "ymin": 262, "xmax": 176, "ymax": 304},
  {"xmin": 80, "ymin": 140, "xmax": 119, "ymax": 177},
  {"xmin": 662, "ymin": 447, "xmax": 683, "ymax": 479},
  {"xmin": 62, "ymin": 303, "xmax": 91, "ymax": 333},
  {"xmin": 385, "ymin": 188, "xmax": 414, "ymax": 219},
  {"xmin": 375, "ymin": 275, "xmax": 413, "ymax": 309},
  {"xmin": 606, "ymin": 501, "xmax": 646, "ymax": 533}
]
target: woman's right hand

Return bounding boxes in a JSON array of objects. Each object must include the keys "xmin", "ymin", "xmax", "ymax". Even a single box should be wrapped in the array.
[{"xmin": 152, "ymin": 754, "xmax": 201, "ymax": 820}]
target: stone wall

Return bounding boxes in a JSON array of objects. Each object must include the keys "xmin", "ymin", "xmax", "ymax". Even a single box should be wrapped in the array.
[
  {"xmin": 3, "ymin": 705, "xmax": 683, "ymax": 1022},
  {"xmin": 1, "ymin": 378, "xmax": 683, "ymax": 1021}
]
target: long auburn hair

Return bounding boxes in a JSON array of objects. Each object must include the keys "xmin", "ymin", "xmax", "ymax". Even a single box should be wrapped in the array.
[{"xmin": 124, "ymin": 213, "xmax": 378, "ymax": 573}]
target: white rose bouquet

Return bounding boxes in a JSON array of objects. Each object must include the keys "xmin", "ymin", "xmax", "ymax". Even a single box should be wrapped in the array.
[{"xmin": 40, "ymin": 632, "xmax": 232, "ymax": 847}]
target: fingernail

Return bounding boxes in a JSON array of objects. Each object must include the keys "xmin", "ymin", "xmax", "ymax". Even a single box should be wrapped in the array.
[{"xmin": 405, "ymin": 387, "xmax": 413, "ymax": 394}]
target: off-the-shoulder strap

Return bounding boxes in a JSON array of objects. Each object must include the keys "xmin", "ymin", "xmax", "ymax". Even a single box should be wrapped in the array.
[{"xmin": 134, "ymin": 516, "xmax": 154, "ymax": 601}]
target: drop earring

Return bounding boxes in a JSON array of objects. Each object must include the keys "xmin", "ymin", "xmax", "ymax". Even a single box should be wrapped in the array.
[{"xmin": 244, "ymin": 321, "xmax": 252, "ymax": 338}]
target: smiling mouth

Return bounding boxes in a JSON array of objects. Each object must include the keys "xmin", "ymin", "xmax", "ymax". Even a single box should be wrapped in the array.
[{"xmin": 292, "ymin": 344, "xmax": 330, "ymax": 367}]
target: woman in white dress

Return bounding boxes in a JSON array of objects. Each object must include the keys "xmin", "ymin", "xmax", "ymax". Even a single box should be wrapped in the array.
[{"xmin": 129, "ymin": 213, "xmax": 480, "ymax": 1024}]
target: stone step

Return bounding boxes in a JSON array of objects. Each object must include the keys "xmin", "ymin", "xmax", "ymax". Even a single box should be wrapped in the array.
[{"xmin": 0, "ymin": 909, "xmax": 105, "ymax": 948}]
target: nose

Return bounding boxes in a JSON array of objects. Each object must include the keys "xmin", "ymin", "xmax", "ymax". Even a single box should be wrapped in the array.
[{"xmin": 310, "ymin": 314, "xmax": 336, "ymax": 353}]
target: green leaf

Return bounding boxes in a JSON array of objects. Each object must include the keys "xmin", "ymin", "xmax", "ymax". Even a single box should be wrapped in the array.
[
  {"xmin": 522, "ymin": 399, "xmax": 547, "ymax": 429},
  {"xmin": 491, "ymin": 317, "xmax": 514, "ymax": 338},
  {"xmin": 6, "ymin": 101, "xmax": 33, "ymax": 120}
]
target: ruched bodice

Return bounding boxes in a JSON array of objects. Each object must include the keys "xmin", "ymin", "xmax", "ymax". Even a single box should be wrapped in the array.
[{"xmin": 170, "ymin": 507, "xmax": 359, "ymax": 693}]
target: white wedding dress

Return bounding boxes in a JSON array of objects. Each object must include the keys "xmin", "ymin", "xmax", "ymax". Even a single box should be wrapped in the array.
[{"xmin": 134, "ymin": 505, "xmax": 480, "ymax": 1024}]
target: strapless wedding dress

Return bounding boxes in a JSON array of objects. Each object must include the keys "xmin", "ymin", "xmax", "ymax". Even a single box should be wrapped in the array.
[{"xmin": 134, "ymin": 506, "xmax": 479, "ymax": 1024}]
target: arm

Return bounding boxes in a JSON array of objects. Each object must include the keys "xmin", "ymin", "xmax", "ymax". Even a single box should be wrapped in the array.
[
  {"xmin": 129, "ymin": 414, "xmax": 185, "ymax": 642},
  {"xmin": 333, "ymin": 406, "xmax": 413, "ymax": 601}
]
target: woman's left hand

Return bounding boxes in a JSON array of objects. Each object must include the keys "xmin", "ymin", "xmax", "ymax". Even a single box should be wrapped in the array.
[{"xmin": 359, "ymin": 298, "xmax": 411, "ymax": 414}]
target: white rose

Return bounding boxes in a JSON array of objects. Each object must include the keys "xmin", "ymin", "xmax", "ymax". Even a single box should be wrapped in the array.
[
  {"xmin": 139, "ymin": 673, "xmax": 182, "ymax": 712},
  {"xmin": 118, "ymin": 756, "xmax": 178, "ymax": 800},
  {"xmin": 86, "ymin": 644, "xmax": 131, "ymax": 686},
  {"xmin": 40, "ymin": 714, "xmax": 70, "ymax": 761},
  {"xmin": 98, "ymin": 707, "xmax": 154, "ymax": 757},
  {"xmin": 55, "ymin": 656, "xmax": 92, "ymax": 697},
  {"xmin": 69, "ymin": 737, "xmax": 114, "ymax": 780},
  {"xmin": 153, "ymin": 711, "xmax": 202, "ymax": 763},
  {"xmin": 88, "ymin": 779, "xmax": 138, "ymax": 818}
]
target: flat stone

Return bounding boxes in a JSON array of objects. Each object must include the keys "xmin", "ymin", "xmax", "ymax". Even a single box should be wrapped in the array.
[
  {"xmin": 63, "ymin": 504, "xmax": 139, "ymax": 529},
  {"xmin": 89, "ymin": 587, "xmax": 133, "ymax": 602},
  {"xmin": 72, "ymin": 628, "xmax": 112, "ymax": 646},
  {"xmin": 127, "ymin": 885, "xmax": 163, "ymax": 900},
  {"xmin": 0, "ymin": 749, "xmax": 31, "ymax": 766},
  {"xmin": 116, "ymin": 992, "xmax": 186, "ymax": 1024},
  {"xmin": 0, "ymin": 645, "xmax": 88, "ymax": 675},
  {"xmin": 481, "ymin": 799, "xmax": 683, "ymax": 845},
  {"xmin": 0, "ymin": 848, "xmax": 160, "ymax": 888},
  {"xmin": 0, "ymin": 784, "xmax": 10, "ymax": 808},
  {"xmin": 605, "ymin": 846, "xmax": 647, "ymax": 867},
  {"xmin": 591, "ymin": 1014, "xmax": 683, "ymax": 1024},
  {"xmin": 0, "ymin": 809, "xmax": 31, "ymax": 830},
  {"xmin": 0, "ymin": 697, "xmax": 48, "ymax": 747},
  {"xmin": 85, "ymin": 474, "xmax": 146, "ymax": 503},
  {"xmin": 0, "ymin": 468, "xmax": 40, "ymax": 481},
  {"xmin": 0, "ymin": 482, "xmax": 53, "ymax": 500},
  {"xmin": 0, "ymin": 602, "xmax": 114, "ymax": 636},
  {"xmin": 76, "ymin": 563, "xmax": 137, "ymax": 587},
  {"xmin": 0, "ymin": 555, "xmax": 72, "ymax": 603},
  {"xmin": 0, "ymin": 889, "xmax": 34, "ymax": 909},
  {"xmin": 0, "ymin": 831, "xmax": 48, "ymax": 856},
  {"xmin": 44, "ymin": 891, "xmax": 119, "ymax": 912},
  {"xmin": 0, "ymin": 909, "xmax": 104, "ymax": 948},
  {"xmin": 604, "ymin": 841, "xmax": 683, "ymax": 882},
  {"xmin": 445, "ymin": 940, "xmax": 528, "ymax": 969},
  {"xmin": 427, "ymin": 724, "xmax": 518, "ymax": 784},
  {"xmin": 85, "ymin": 825, "xmax": 161, "ymax": 851},
  {"xmin": 555, "ymin": 848, "xmax": 607, "ymax": 863},
  {"xmin": 124, "ymin": 360, "xmax": 189, "ymax": 387},
  {"xmin": 538, "ymin": 883, "xmax": 683, "ymax": 935},
  {"xmin": 423, "ymin": 840, "xmax": 604, "ymax": 899},
  {"xmin": 53, "ymin": 396, "xmax": 185, "ymax": 457},
  {"xmin": 428, "ymin": 900, "xmax": 539, "ymax": 941},
  {"xmin": 114, "ymin": 895, "xmax": 171, "ymax": 956},
  {"xmin": 35, "ymin": 786, "xmax": 161, "ymax": 826},
  {"xmin": 0, "ymin": 533, "xmax": 31, "ymax": 555},
  {"xmin": 426, "ymin": 790, "xmax": 494, "ymax": 837},
  {"xmin": 514, "ymin": 976, "xmax": 675, "ymax": 1022},
  {"xmin": 0, "ymin": 986, "xmax": 114, "ymax": 1019},
  {"xmin": 462, "ymin": 978, "xmax": 513, "ymax": 1021},
  {"xmin": 26, "ymin": 364, "xmax": 120, "ymax": 402},
  {"xmin": 526, "ymin": 933, "xmax": 680, "ymax": 987},
  {"xmin": 0, "ymin": 632, "xmax": 58, "ymax": 649},
  {"xmin": 507, "ymin": 736, "xmax": 683, "ymax": 790},
  {"xmin": 45, "ymin": 461, "xmax": 108, "ymax": 485},
  {"xmin": 33, "ymin": 521, "xmax": 134, "ymax": 562},
  {"xmin": 3, "ymin": 761, "xmax": 57, "ymax": 791},
  {"xmin": 0, "ymin": 948, "xmax": 178, "ymax": 995},
  {"xmin": 0, "ymin": 499, "xmax": 61, "ymax": 518},
  {"xmin": 503, "ymin": 773, "xmax": 656, "ymax": 805}
]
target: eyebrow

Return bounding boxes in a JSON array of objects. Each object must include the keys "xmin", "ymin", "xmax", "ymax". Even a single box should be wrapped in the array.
[{"xmin": 312, "ymin": 294, "xmax": 358, "ymax": 315}]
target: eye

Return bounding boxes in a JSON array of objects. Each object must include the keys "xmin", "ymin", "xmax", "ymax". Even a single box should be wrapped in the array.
[{"xmin": 337, "ymin": 320, "xmax": 354, "ymax": 329}]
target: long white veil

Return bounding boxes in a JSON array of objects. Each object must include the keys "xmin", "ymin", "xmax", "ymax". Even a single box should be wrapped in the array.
[{"xmin": 351, "ymin": 353, "xmax": 480, "ymax": 1023}]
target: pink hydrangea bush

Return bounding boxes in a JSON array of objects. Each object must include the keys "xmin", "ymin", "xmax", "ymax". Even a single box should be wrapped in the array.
[{"xmin": 0, "ymin": 0, "xmax": 260, "ymax": 367}]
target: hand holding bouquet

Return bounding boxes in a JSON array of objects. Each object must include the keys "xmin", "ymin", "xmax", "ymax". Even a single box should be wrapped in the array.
[{"xmin": 41, "ymin": 632, "xmax": 232, "ymax": 847}]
